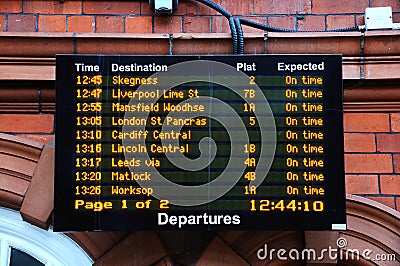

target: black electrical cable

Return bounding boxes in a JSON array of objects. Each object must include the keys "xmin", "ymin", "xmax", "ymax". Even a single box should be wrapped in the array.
[
  {"xmin": 193, "ymin": 0, "xmax": 364, "ymax": 54},
  {"xmin": 194, "ymin": 0, "xmax": 230, "ymax": 18},
  {"xmin": 229, "ymin": 16, "xmax": 238, "ymax": 54},
  {"xmin": 240, "ymin": 18, "xmax": 363, "ymax": 33},
  {"xmin": 194, "ymin": 0, "xmax": 238, "ymax": 53},
  {"xmin": 234, "ymin": 17, "xmax": 244, "ymax": 54},
  {"xmin": 326, "ymin": 26, "xmax": 363, "ymax": 32},
  {"xmin": 239, "ymin": 18, "xmax": 295, "ymax": 32}
]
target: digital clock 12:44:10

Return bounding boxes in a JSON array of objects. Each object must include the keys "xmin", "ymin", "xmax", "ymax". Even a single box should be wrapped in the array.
[{"xmin": 250, "ymin": 199, "xmax": 324, "ymax": 212}]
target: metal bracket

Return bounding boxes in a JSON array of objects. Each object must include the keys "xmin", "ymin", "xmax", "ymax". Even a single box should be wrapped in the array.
[
  {"xmin": 169, "ymin": 34, "xmax": 173, "ymax": 55},
  {"xmin": 360, "ymin": 32, "xmax": 365, "ymax": 80},
  {"xmin": 264, "ymin": 32, "xmax": 268, "ymax": 54},
  {"xmin": 38, "ymin": 88, "xmax": 42, "ymax": 113}
]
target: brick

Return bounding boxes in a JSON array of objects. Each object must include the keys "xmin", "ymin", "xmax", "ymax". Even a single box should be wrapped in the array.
[
  {"xmin": 154, "ymin": 16, "xmax": 182, "ymax": 33},
  {"xmin": 126, "ymin": 16, "xmax": 152, "ymax": 33},
  {"xmin": 344, "ymin": 133, "xmax": 376, "ymax": 152},
  {"xmin": 0, "ymin": 114, "xmax": 53, "ymax": 133},
  {"xmin": 345, "ymin": 175, "xmax": 379, "ymax": 194},
  {"xmin": 0, "ymin": 1, "xmax": 22, "ymax": 13},
  {"xmin": 268, "ymin": 16, "xmax": 296, "ymax": 30},
  {"xmin": 38, "ymin": 15, "xmax": 66, "ymax": 32},
  {"xmin": 366, "ymin": 196, "xmax": 396, "ymax": 209},
  {"xmin": 184, "ymin": 16, "xmax": 210, "ymax": 33},
  {"xmin": 345, "ymin": 154, "xmax": 392, "ymax": 173},
  {"xmin": 371, "ymin": 0, "xmax": 400, "ymax": 12},
  {"xmin": 7, "ymin": 15, "xmax": 36, "ymax": 32},
  {"xmin": 344, "ymin": 113, "xmax": 390, "ymax": 132},
  {"xmin": 212, "ymin": 16, "xmax": 230, "ymax": 33},
  {"xmin": 376, "ymin": 134, "xmax": 400, "ymax": 152},
  {"xmin": 312, "ymin": 0, "xmax": 368, "ymax": 14},
  {"xmin": 397, "ymin": 197, "xmax": 400, "ymax": 211},
  {"xmin": 0, "ymin": 15, "xmax": 5, "ymax": 32},
  {"xmin": 139, "ymin": 0, "xmax": 153, "ymax": 15},
  {"xmin": 390, "ymin": 113, "xmax": 400, "ymax": 132},
  {"xmin": 380, "ymin": 175, "xmax": 400, "ymax": 194},
  {"xmin": 198, "ymin": 0, "xmax": 253, "ymax": 15},
  {"xmin": 241, "ymin": 16, "xmax": 266, "ymax": 33},
  {"xmin": 326, "ymin": 15, "xmax": 355, "ymax": 31},
  {"xmin": 297, "ymin": 16, "xmax": 325, "ymax": 31},
  {"xmin": 213, "ymin": 16, "xmax": 267, "ymax": 33},
  {"xmin": 174, "ymin": 1, "xmax": 197, "ymax": 16},
  {"xmin": 68, "ymin": 16, "xmax": 94, "ymax": 32},
  {"xmin": 394, "ymin": 13, "xmax": 400, "ymax": 23},
  {"xmin": 356, "ymin": 15, "xmax": 364, "ymax": 27},
  {"xmin": 96, "ymin": 16, "xmax": 124, "ymax": 33},
  {"xmin": 394, "ymin": 154, "xmax": 400, "ymax": 174},
  {"xmin": 254, "ymin": 0, "xmax": 311, "ymax": 15},
  {"xmin": 216, "ymin": 0, "xmax": 253, "ymax": 15},
  {"xmin": 197, "ymin": 1, "xmax": 219, "ymax": 16},
  {"xmin": 84, "ymin": 1, "xmax": 139, "ymax": 15},
  {"xmin": 23, "ymin": 0, "xmax": 82, "ymax": 14}
]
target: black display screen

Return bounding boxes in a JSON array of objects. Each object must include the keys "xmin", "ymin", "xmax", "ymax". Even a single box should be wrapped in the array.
[{"xmin": 54, "ymin": 55, "xmax": 346, "ymax": 231}]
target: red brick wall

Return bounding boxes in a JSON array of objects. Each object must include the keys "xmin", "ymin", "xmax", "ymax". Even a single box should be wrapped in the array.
[
  {"xmin": 344, "ymin": 113, "xmax": 400, "ymax": 210},
  {"xmin": 0, "ymin": 0, "xmax": 399, "ymax": 33}
]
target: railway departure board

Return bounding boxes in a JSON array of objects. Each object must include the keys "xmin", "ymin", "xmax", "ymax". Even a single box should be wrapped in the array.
[{"xmin": 54, "ymin": 55, "xmax": 346, "ymax": 231}]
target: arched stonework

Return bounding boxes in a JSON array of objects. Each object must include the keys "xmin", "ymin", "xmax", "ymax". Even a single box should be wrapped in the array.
[
  {"xmin": 196, "ymin": 195, "xmax": 399, "ymax": 265},
  {"xmin": 0, "ymin": 134, "xmax": 131, "ymax": 261},
  {"xmin": 339, "ymin": 195, "xmax": 399, "ymax": 265},
  {"xmin": 0, "ymin": 133, "xmax": 42, "ymax": 210},
  {"xmin": 0, "ymin": 133, "xmax": 398, "ymax": 265}
]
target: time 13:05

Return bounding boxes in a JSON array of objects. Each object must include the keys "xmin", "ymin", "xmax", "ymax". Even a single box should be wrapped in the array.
[{"xmin": 250, "ymin": 199, "xmax": 324, "ymax": 212}]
